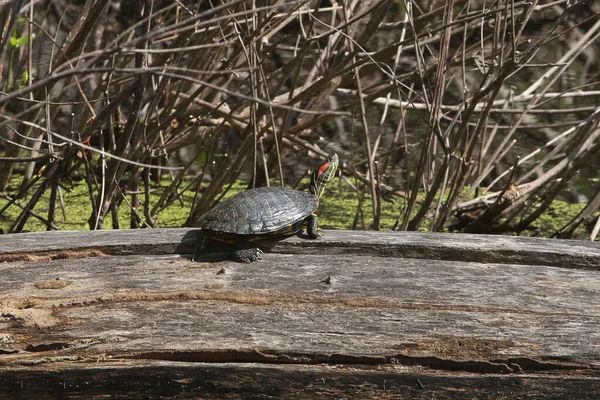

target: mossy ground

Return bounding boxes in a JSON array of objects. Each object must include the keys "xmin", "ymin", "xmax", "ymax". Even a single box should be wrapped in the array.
[
  {"xmin": 0, "ymin": 174, "xmax": 193, "ymax": 231},
  {"xmin": 0, "ymin": 172, "xmax": 594, "ymax": 239}
]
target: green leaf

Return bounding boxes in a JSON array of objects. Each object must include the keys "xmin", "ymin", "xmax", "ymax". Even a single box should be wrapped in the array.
[
  {"xmin": 16, "ymin": 35, "xmax": 29, "ymax": 47},
  {"xmin": 20, "ymin": 71, "xmax": 29, "ymax": 88}
]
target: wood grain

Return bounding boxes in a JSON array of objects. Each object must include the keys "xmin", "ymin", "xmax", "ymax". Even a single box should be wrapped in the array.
[{"xmin": 0, "ymin": 229, "xmax": 599, "ymax": 397}]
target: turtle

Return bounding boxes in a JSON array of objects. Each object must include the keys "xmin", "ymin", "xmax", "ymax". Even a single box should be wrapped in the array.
[{"xmin": 191, "ymin": 153, "xmax": 339, "ymax": 262}]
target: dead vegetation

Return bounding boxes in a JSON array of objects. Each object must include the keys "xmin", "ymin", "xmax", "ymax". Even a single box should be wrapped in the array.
[{"xmin": 0, "ymin": 0, "xmax": 598, "ymax": 238}]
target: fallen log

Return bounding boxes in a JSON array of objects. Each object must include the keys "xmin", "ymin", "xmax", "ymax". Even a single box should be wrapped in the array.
[{"xmin": 0, "ymin": 229, "xmax": 599, "ymax": 398}]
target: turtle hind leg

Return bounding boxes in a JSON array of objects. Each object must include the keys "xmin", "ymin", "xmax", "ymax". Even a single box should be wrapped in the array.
[
  {"xmin": 192, "ymin": 230, "xmax": 209, "ymax": 262},
  {"xmin": 232, "ymin": 235, "xmax": 263, "ymax": 263},
  {"xmin": 233, "ymin": 247, "xmax": 263, "ymax": 263}
]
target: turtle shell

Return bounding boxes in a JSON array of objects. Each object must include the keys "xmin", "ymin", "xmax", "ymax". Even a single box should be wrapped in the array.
[{"xmin": 197, "ymin": 187, "xmax": 319, "ymax": 235}]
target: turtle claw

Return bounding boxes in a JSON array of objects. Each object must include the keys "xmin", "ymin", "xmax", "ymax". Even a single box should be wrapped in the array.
[
  {"xmin": 233, "ymin": 247, "xmax": 263, "ymax": 263},
  {"xmin": 308, "ymin": 229, "xmax": 323, "ymax": 239}
]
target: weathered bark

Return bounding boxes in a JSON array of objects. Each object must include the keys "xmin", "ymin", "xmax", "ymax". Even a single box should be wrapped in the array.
[{"xmin": 0, "ymin": 229, "xmax": 599, "ymax": 398}]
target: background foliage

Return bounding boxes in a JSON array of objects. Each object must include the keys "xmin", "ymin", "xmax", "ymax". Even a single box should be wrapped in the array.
[{"xmin": 0, "ymin": 0, "xmax": 599, "ymax": 239}]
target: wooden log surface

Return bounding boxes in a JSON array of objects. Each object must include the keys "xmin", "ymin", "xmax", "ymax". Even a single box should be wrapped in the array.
[{"xmin": 1, "ymin": 228, "xmax": 600, "ymax": 398}]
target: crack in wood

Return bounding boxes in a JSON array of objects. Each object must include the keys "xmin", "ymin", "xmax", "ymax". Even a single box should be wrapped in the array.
[
  {"xmin": 275, "ymin": 238, "xmax": 600, "ymax": 270},
  {"xmin": 25, "ymin": 342, "xmax": 72, "ymax": 352},
  {"xmin": 490, "ymin": 357, "xmax": 587, "ymax": 372},
  {"xmin": 121, "ymin": 349, "xmax": 593, "ymax": 374}
]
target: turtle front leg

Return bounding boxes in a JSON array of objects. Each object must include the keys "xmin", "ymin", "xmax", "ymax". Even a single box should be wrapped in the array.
[
  {"xmin": 233, "ymin": 236, "xmax": 263, "ymax": 263},
  {"xmin": 306, "ymin": 213, "xmax": 321, "ymax": 239}
]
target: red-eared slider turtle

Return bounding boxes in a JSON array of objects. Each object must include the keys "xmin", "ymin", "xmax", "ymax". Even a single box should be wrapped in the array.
[{"xmin": 192, "ymin": 153, "xmax": 339, "ymax": 262}]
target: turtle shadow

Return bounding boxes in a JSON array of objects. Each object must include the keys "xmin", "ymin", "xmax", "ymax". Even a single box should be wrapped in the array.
[
  {"xmin": 177, "ymin": 230, "xmax": 200, "ymax": 258},
  {"xmin": 181, "ymin": 229, "xmax": 318, "ymax": 263},
  {"xmin": 178, "ymin": 230, "xmax": 228, "ymax": 262},
  {"xmin": 182, "ymin": 229, "xmax": 281, "ymax": 262},
  {"xmin": 189, "ymin": 251, "xmax": 231, "ymax": 263}
]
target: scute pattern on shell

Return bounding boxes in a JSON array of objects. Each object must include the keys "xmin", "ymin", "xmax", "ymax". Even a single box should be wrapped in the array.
[{"xmin": 197, "ymin": 187, "xmax": 319, "ymax": 235}]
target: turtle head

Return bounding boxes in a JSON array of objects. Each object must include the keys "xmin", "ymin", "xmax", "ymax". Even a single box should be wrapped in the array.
[{"xmin": 309, "ymin": 153, "xmax": 339, "ymax": 198}]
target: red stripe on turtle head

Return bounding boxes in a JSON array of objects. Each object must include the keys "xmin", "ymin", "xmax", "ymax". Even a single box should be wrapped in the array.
[{"xmin": 317, "ymin": 161, "xmax": 331, "ymax": 177}]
